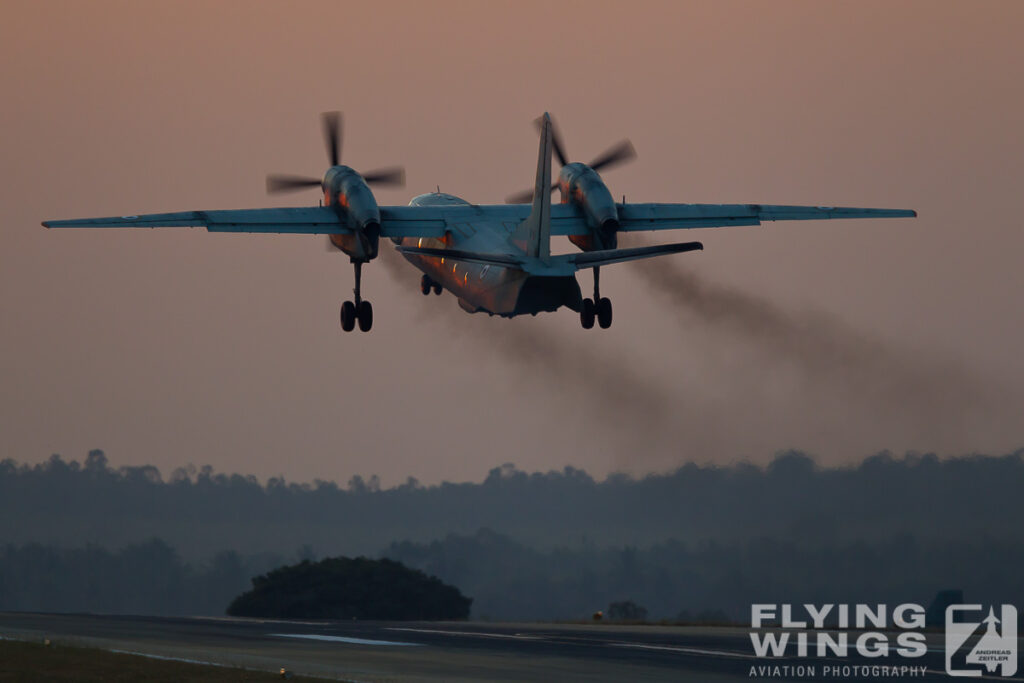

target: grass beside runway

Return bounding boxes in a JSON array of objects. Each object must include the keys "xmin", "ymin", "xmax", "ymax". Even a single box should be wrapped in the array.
[{"xmin": 0, "ymin": 639, "xmax": 322, "ymax": 682}]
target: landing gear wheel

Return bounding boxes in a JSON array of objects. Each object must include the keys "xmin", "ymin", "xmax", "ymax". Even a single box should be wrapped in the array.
[
  {"xmin": 420, "ymin": 275, "xmax": 432, "ymax": 296},
  {"xmin": 580, "ymin": 298, "xmax": 596, "ymax": 329},
  {"xmin": 357, "ymin": 300, "xmax": 373, "ymax": 332},
  {"xmin": 432, "ymin": 282, "xmax": 442, "ymax": 295},
  {"xmin": 597, "ymin": 297, "xmax": 612, "ymax": 329},
  {"xmin": 340, "ymin": 301, "xmax": 356, "ymax": 332}
]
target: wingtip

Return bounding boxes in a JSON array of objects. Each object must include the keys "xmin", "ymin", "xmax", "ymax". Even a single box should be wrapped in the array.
[{"xmin": 41, "ymin": 220, "xmax": 52, "ymax": 228}]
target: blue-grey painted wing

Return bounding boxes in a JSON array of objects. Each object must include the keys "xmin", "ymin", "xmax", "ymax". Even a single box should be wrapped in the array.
[
  {"xmin": 378, "ymin": 206, "xmax": 449, "ymax": 238},
  {"xmin": 43, "ymin": 207, "xmax": 350, "ymax": 234},
  {"xmin": 617, "ymin": 203, "xmax": 916, "ymax": 231},
  {"xmin": 44, "ymin": 206, "xmax": 456, "ymax": 238}
]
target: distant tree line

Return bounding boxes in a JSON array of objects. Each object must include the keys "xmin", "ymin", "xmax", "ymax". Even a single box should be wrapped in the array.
[
  {"xmin": 0, "ymin": 539, "xmax": 285, "ymax": 616},
  {"xmin": 2, "ymin": 448, "xmax": 1023, "ymax": 562},
  {"xmin": 2, "ymin": 529, "xmax": 1022, "ymax": 621},
  {"xmin": 2, "ymin": 449, "xmax": 1023, "ymax": 620},
  {"xmin": 383, "ymin": 529, "xmax": 1024, "ymax": 622}
]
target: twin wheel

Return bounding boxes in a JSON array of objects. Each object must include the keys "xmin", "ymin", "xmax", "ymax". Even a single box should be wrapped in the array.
[
  {"xmin": 340, "ymin": 259, "xmax": 373, "ymax": 333},
  {"xmin": 580, "ymin": 297, "xmax": 612, "ymax": 329},
  {"xmin": 340, "ymin": 300, "xmax": 373, "ymax": 332},
  {"xmin": 420, "ymin": 274, "xmax": 442, "ymax": 296}
]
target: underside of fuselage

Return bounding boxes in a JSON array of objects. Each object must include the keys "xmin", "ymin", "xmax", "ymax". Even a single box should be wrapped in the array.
[
  {"xmin": 399, "ymin": 246, "xmax": 583, "ymax": 317},
  {"xmin": 511, "ymin": 275, "xmax": 582, "ymax": 316}
]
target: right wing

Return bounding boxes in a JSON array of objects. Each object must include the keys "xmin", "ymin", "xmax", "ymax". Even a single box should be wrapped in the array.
[{"xmin": 615, "ymin": 203, "xmax": 917, "ymax": 232}]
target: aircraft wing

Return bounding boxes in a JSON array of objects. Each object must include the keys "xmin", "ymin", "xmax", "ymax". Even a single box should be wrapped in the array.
[
  {"xmin": 42, "ymin": 207, "xmax": 351, "ymax": 233},
  {"xmin": 613, "ymin": 203, "xmax": 916, "ymax": 232},
  {"xmin": 43, "ymin": 206, "xmax": 449, "ymax": 238},
  {"xmin": 44, "ymin": 202, "xmax": 914, "ymax": 236}
]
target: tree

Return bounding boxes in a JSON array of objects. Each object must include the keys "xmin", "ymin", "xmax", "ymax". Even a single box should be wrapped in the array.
[{"xmin": 226, "ymin": 556, "xmax": 472, "ymax": 620}]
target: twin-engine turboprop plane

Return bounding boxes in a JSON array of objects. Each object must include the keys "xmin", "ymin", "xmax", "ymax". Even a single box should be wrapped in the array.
[{"xmin": 43, "ymin": 112, "xmax": 916, "ymax": 332}]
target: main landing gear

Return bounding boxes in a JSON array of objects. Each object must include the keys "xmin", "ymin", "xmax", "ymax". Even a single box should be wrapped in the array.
[
  {"xmin": 580, "ymin": 266, "xmax": 612, "ymax": 329},
  {"xmin": 420, "ymin": 274, "xmax": 442, "ymax": 296},
  {"xmin": 340, "ymin": 260, "xmax": 373, "ymax": 333}
]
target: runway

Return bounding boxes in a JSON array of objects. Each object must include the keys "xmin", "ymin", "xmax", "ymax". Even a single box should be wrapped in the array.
[{"xmin": 0, "ymin": 612, "xmax": 1007, "ymax": 682}]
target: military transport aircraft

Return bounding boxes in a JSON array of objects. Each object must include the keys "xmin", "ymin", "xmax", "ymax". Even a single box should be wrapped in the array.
[{"xmin": 43, "ymin": 112, "xmax": 916, "ymax": 332}]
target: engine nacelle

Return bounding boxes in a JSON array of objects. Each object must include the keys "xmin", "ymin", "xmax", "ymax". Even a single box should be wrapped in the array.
[
  {"xmin": 323, "ymin": 165, "xmax": 381, "ymax": 260},
  {"xmin": 558, "ymin": 162, "xmax": 619, "ymax": 251}
]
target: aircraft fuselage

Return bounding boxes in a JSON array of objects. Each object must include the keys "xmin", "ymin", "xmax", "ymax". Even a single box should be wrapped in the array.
[{"xmin": 394, "ymin": 192, "xmax": 582, "ymax": 317}]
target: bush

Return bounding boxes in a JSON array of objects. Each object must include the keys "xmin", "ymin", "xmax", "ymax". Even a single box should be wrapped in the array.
[{"xmin": 226, "ymin": 556, "xmax": 471, "ymax": 620}]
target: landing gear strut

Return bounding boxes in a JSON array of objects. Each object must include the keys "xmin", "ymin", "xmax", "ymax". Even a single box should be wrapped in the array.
[
  {"xmin": 340, "ymin": 260, "xmax": 373, "ymax": 333},
  {"xmin": 580, "ymin": 266, "xmax": 612, "ymax": 329}
]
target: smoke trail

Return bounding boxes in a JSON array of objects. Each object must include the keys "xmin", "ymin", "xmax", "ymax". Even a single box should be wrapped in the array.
[
  {"xmin": 628, "ymin": 249, "xmax": 1016, "ymax": 448},
  {"xmin": 376, "ymin": 245, "xmax": 669, "ymax": 424}
]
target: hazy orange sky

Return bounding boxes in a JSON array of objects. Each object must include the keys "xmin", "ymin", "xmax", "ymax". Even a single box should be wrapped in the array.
[{"xmin": 2, "ymin": 1, "xmax": 1022, "ymax": 485}]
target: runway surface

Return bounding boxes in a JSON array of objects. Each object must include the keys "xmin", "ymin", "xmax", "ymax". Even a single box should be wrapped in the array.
[{"xmin": 0, "ymin": 611, "xmax": 1016, "ymax": 682}]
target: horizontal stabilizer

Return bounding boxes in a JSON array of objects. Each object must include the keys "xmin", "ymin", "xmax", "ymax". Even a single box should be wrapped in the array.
[
  {"xmin": 396, "ymin": 245, "xmax": 523, "ymax": 267},
  {"xmin": 567, "ymin": 241, "xmax": 703, "ymax": 269}
]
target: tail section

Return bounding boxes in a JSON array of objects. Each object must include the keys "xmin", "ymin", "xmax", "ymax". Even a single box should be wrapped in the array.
[{"xmin": 510, "ymin": 113, "xmax": 553, "ymax": 263}]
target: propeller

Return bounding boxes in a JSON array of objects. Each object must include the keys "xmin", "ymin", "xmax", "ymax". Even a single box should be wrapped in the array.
[
  {"xmin": 266, "ymin": 111, "xmax": 406, "ymax": 194},
  {"xmin": 323, "ymin": 111, "xmax": 341, "ymax": 167},
  {"xmin": 361, "ymin": 167, "xmax": 406, "ymax": 186},
  {"xmin": 505, "ymin": 116, "xmax": 636, "ymax": 204},
  {"xmin": 266, "ymin": 174, "xmax": 322, "ymax": 193},
  {"xmin": 587, "ymin": 139, "xmax": 637, "ymax": 173}
]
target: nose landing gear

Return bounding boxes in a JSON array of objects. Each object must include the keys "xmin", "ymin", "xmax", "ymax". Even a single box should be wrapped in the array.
[
  {"xmin": 580, "ymin": 266, "xmax": 612, "ymax": 329},
  {"xmin": 340, "ymin": 260, "xmax": 373, "ymax": 333},
  {"xmin": 421, "ymin": 274, "xmax": 442, "ymax": 296}
]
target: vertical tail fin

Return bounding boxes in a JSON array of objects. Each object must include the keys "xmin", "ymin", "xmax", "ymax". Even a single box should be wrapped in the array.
[{"xmin": 511, "ymin": 113, "xmax": 553, "ymax": 263}]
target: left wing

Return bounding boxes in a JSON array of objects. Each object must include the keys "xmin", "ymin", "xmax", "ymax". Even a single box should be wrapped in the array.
[
  {"xmin": 43, "ymin": 206, "xmax": 448, "ymax": 238},
  {"xmin": 43, "ymin": 207, "xmax": 348, "ymax": 233}
]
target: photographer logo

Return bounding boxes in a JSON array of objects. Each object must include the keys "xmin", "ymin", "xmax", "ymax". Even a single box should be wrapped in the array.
[{"xmin": 946, "ymin": 604, "xmax": 1017, "ymax": 677}]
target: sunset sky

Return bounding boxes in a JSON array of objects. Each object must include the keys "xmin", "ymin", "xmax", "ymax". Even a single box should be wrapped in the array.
[{"xmin": 2, "ymin": 1, "xmax": 1022, "ymax": 485}]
